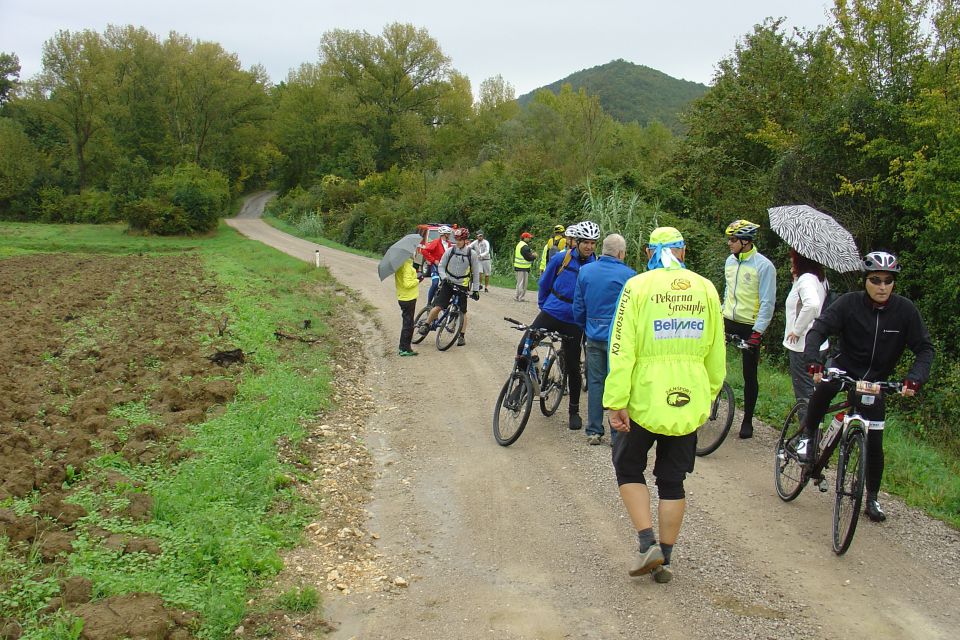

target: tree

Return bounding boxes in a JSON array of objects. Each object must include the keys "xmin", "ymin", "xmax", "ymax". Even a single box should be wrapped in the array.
[
  {"xmin": 39, "ymin": 29, "xmax": 110, "ymax": 190},
  {"xmin": 318, "ymin": 23, "xmax": 459, "ymax": 169},
  {"xmin": 0, "ymin": 52, "xmax": 20, "ymax": 107},
  {"xmin": 0, "ymin": 117, "xmax": 40, "ymax": 203}
]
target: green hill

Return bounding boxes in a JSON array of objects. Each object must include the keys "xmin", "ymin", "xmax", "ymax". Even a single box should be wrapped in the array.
[{"xmin": 517, "ymin": 59, "xmax": 709, "ymax": 132}]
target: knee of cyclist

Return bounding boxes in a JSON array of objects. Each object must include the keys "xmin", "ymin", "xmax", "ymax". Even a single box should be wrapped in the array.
[{"xmin": 655, "ymin": 478, "xmax": 685, "ymax": 500}]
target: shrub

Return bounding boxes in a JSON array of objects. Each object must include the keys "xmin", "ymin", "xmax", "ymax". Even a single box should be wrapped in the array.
[
  {"xmin": 147, "ymin": 163, "xmax": 229, "ymax": 234},
  {"xmin": 125, "ymin": 197, "xmax": 188, "ymax": 235}
]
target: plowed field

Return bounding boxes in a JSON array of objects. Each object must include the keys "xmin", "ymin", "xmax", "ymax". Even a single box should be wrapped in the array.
[{"xmin": 1, "ymin": 253, "xmax": 237, "ymax": 638}]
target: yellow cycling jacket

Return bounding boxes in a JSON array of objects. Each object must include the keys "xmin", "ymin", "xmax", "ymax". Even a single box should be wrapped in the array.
[
  {"xmin": 722, "ymin": 246, "xmax": 777, "ymax": 332},
  {"xmin": 604, "ymin": 266, "xmax": 726, "ymax": 436}
]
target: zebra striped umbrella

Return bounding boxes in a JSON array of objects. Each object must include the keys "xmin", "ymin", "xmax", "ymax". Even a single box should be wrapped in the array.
[{"xmin": 767, "ymin": 205, "xmax": 863, "ymax": 273}]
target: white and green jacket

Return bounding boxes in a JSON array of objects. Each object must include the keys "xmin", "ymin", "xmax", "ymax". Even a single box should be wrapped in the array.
[{"xmin": 722, "ymin": 246, "xmax": 777, "ymax": 332}]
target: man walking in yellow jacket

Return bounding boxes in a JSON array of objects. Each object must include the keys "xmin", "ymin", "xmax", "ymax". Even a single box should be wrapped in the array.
[{"xmin": 604, "ymin": 227, "xmax": 725, "ymax": 584}]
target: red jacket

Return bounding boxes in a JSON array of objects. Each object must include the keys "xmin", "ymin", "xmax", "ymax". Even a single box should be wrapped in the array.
[{"xmin": 421, "ymin": 237, "xmax": 450, "ymax": 265}]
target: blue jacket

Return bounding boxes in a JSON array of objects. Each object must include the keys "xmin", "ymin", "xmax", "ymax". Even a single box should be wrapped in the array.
[
  {"xmin": 573, "ymin": 256, "xmax": 637, "ymax": 341},
  {"xmin": 538, "ymin": 248, "xmax": 596, "ymax": 324}
]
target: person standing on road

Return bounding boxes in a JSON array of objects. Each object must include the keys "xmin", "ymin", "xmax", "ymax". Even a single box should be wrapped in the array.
[
  {"xmin": 722, "ymin": 219, "xmax": 776, "ymax": 439},
  {"xmin": 395, "ymin": 257, "xmax": 421, "ymax": 357},
  {"xmin": 782, "ymin": 249, "xmax": 829, "ymax": 408},
  {"xmin": 573, "ymin": 233, "xmax": 636, "ymax": 446},
  {"xmin": 525, "ymin": 221, "xmax": 599, "ymax": 429},
  {"xmin": 539, "ymin": 224, "xmax": 567, "ymax": 272},
  {"xmin": 471, "ymin": 230, "xmax": 492, "ymax": 292},
  {"xmin": 421, "ymin": 228, "xmax": 481, "ymax": 347},
  {"xmin": 514, "ymin": 232, "xmax": 537, "ymax": 302},
  {"xmin": 797, "ymin": 251, "xmax": 934, "ymax": 523},
  {"xmin": 605, "ymin": 227, "xmax": 725, "ymax": 584}
]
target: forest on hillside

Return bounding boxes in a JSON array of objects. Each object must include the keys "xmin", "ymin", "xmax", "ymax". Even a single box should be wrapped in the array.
[
  {"xmin": 1, "ymin": 2, "xmax": 958, "ymax": 450},
  {"xmin": 516, "ymin": 59, "xmax": 709, "ymax": 132}
]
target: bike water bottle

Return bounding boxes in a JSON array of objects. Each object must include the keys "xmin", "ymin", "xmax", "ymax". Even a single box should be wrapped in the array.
[{"xmin": 818, "ymin": 412, "xmax": 845, "ymax": 456}]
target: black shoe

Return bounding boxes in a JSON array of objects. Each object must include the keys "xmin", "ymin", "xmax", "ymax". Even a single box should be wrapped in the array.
[
  {"xmin": 738, "ymin": 427, "xmax": 753, "ymax": 439},
  {"xmin": 865, "ymin": 499, "xmax": 887, "ymax": 522},
  {"xmin": 568, "ymin": 413, "xmax": 583, "ymax": 430},
  {"xmin": 794, "ymin": 437, "xmax": 812, "ymax": 464}
]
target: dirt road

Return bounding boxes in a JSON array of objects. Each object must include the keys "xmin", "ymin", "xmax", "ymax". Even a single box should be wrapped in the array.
[{"xmin": 227, "ymin": 207, "xmax": 959, "ymax": 640}]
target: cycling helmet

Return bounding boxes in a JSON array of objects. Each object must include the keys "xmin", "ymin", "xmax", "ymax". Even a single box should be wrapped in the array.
[
  {"xmin": 573, "ymin": 220, "xmax": 601, "ymax": 241},
  {"xmin": 725, "ymin": 219, "xmax": 760, "ymax": 240},
  {"xmin": 553, "ymin": 224, "xmax": 566, "ymax": 234},
  {"xmin": 437, "ymin": 225, "xmax": 453, "ymax": 235},
  {"xmin": 454, "ymin": 228, "xmax": 470, "ymax": 241},
  {"xmin": 863, "ymin": 251, "xmax": 900, "ymax": 273}
]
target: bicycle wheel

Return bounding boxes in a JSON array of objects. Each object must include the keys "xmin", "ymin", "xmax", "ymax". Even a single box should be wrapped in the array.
[
  {"xmin": 833, "ymin": 425, "xmax": 866, "ymax": 555},
  {"xmin": 539, "ymin": 348, "xmax": 566, "ymax": 417},
  {"xmin": 493, "ymin": 371, "xmax": 534, "ymax": 446},
  {"xmin": 411, "ymin": 307, "xmax": 431, "ymax": 345},
  {"xmin": 775, "ymin": 400, "xmax": 809, "ymax": 501},
  {"xmin": 435, "ymin": 308, "xmax": 463, "ymax": 351},
  {"xmin": 695, "ymin": 382, "xmax": 735, "ymax": 456}
]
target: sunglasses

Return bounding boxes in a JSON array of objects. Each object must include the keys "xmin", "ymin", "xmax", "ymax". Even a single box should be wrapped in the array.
[{"xmin": 867, "ymin": 276, "xmax": 895, "ymax": 286}]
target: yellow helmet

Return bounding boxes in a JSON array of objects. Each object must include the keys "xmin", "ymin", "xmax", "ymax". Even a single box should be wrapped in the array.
[{"xmin": 725, "ymin": 219, "xmax": 760, "ymax": 240}]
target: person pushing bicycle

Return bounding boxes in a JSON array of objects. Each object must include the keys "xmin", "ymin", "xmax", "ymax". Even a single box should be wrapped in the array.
[
  {"xmin": 521, "ymin": 220, "xmax": 599, "ymax": 430},
  {"xmin": 797, "ymin": 251, "xmax": 934, "ymax": 522},
  {"xmin": 420, "ymin": 228, "xmax": 481, "ymax": 347}
]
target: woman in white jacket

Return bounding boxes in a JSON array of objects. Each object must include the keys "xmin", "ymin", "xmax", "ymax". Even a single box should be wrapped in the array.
[{"xmin": 783, "ymin": 250, "xmax": 829, "ymax": 406}]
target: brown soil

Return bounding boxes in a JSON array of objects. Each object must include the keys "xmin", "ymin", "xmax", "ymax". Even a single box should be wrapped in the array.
[{"xmin": 0, "ymin": 253, "xmax": 239, "ymax": 639}]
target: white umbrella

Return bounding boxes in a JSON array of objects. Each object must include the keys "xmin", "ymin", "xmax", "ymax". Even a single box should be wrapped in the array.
[{"xmin": 767, "ymin": 205, "xmax": 863, "ymax": 272}]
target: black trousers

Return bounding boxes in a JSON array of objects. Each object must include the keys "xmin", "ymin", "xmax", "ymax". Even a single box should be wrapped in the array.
[
  {"xmin": 519, "ymin": 310, "xmax": 584, "ymax": 412},
  {"xmin": 802, "ymin": 378, "xmax": 887, "ymax": 494},
  {"xmin": 398, "ymin": 299, "xmax": 416, "ymax": 351},
  {"xmin": 724, "ymin": 318, "xmax": 759, "ymax": 426}
]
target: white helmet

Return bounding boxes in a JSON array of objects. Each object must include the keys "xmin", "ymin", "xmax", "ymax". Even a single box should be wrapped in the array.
[
  {"xmin": 574, "ymin": 220, "xmax": 600, "ymax": 241},
  {"xmin": 437, "ymin": 225, "xmax": 452, "ymax": 235}
]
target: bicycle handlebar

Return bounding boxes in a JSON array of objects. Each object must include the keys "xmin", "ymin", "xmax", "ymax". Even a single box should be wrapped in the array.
[
  {"xmin": 822, "ymin": 368, "xmax": 904, "ymax": 393},
  {"xmin": 503, "ymin": 317, "xmax": 568, "ymax": 342},
  {"xmin": 725, "ymin": 333, "xmax": 753, "ymax": 350}
]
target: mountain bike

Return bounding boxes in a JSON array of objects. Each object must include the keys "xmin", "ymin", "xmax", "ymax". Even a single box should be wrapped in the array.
[
  {"xmin": 411, "ymin": 284, "xmax": 470, "ymax": 351},
  {"xmin": 493, "ymin": 317, "xmax": 568, "ymax": 446},
  {"xmin": 774, "ymin": 369, "xmax": 902, "ymax": 555},
  {"xmin": 695, "ymin": 333, "xmax": 752, "ymax": 456}
]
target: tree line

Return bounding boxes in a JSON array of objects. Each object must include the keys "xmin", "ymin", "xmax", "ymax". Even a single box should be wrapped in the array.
[{"xmin": 0, "ymin": 2, "xmax": 957, "ymax": 449}]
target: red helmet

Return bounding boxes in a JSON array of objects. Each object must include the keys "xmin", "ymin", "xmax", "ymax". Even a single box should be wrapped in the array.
[{"xmin": 455, "ymin": 228, "xmax": 470, "ymax": 241}]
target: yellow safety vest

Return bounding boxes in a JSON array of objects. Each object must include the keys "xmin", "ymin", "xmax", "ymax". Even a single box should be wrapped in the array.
[{"xmin": 514, "ymin": 241, "xmax": 533, "ymax": 270}]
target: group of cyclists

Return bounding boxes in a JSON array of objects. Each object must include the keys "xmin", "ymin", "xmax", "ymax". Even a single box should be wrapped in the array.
[{"xmin": 392, "ymin": 213, "xmax": 935, "ymax": 581}]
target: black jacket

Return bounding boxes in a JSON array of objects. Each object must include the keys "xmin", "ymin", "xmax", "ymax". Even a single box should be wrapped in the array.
[{"xmin": 803, "ymin": 291, "xmax": 934, "ymax": 384}]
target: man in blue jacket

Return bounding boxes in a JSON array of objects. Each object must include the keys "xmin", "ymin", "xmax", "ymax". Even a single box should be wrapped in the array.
[
  {"xmin": 521, "ymin": 221, "xmax": 599, "ymax": 429},
  {"xmin": 573, "ymin": 233, "xmax": 636, "ymax": 445}
]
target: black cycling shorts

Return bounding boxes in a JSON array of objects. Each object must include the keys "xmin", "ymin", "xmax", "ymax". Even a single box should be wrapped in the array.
[
  {"xmin": 433, "ymin": 281, "xmax": 467, "ymax": 313},
  {"xmin": 612, "ymin": 420, "xmax": 696, "ymax": 486}
]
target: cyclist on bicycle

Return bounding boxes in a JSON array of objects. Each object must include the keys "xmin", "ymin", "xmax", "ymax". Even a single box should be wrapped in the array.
[
  {"xmin": 420, "ymin": 228, "xmax": 481, "ymax": 346},
  {"xmin": 722, "ymin": 219, "xmax": 777, "ymax": 439},
  {"xmin": 421, "ymin": 225, "xmax": 454, "ymax": 304},
  {"xmin": 797, "ymin": 251, "xmax": 934, "ymax": 522},
  {"xmin": 521, "ymin": 220, "xmax": 599, "ymax": 429}
]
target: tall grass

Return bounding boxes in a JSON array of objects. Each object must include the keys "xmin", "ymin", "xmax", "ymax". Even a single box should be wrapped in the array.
[{"xmin": 580, "ymin": 180, "xmax": 659, "ymax": 270}]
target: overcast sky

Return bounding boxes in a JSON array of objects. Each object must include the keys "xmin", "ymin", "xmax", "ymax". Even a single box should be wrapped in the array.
[{"xmin": 1, "ymin": 0, "xmax": 835, "ymax": 95}]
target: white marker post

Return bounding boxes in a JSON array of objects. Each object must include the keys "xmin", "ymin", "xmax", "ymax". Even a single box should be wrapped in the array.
[{"xmin": 315, "ymin": 249, "xmax": 320, "ymax": 268}]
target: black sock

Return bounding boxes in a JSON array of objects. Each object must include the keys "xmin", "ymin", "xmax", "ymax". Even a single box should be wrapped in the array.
[
  {"xmin": 637, "ymin": 527, "xmax": 656, "ymax": 552},
  {"xmin": 661, "ymin": 543, "xmax": 674, "ymax": 565}
]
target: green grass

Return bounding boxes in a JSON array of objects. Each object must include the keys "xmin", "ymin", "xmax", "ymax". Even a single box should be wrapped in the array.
[
  {"xmin": 1, "ymin": 221, "xmax": 339, "ymax": 638},
  {"xmin": 261, "ymin": 215, "xmax": 381, "ymax": 260},
  {"xmin": 274, "ymin": 586, "xmax": 319, "ymax": 613},
  {"xmin": 726, "ymin": 347, "xmax": 960, "ymax": 528}
]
